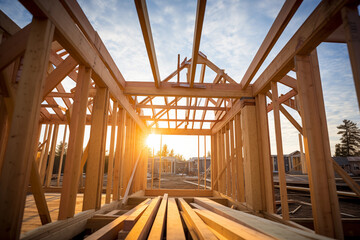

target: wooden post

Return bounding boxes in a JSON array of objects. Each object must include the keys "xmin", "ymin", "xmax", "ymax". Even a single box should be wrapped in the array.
[
  {"xmin": 225, "ymin": 125, "xmax": 231, "ymax": 197},
  {"xmin": 39, "ymin": 124, "xmax": 53, "ymax": 184},
  {"xmin": 229, "ymin": 120, "xmax": 236, "ymax": 199},
  {"xmin": 113, "ymin": 109, "xmax": 126, "ymax": 200},
  {"xmin": 105, "ymin": 101, "xmax": 118, "ymax": 203},
  {"xmin": 342, "ymin": 6, "xmax": 360, "ymax": 110},
  {"xmin": 57, "ymin": 124, "xmax": 68, "ymax": 186},
  {"xmin": 83, "ymin": 87, "xmax": 109, "ymax": 210},
  {"xmin": 210, "ymin": 134, "xmax": 217, "ymax": 190},
  {"xmin": 234, "ymin": 113, "xmax": 245, "ymax": 202},
  {"xmin": 37, "ymin": 124, "xmax": 49, "ymax": 169},
  {"xmin": 0, "ymin": 17, "xmax": 54, "ymax": 239},
  {"xmin": 256, "ymin": 94, "xmax": 275, "ymax": 213},
  {"xmin": 204, "ymin": 135, "xmax": 206, "ymax": 189},
  {"xmin": 45, "ymin": 124, "xmax": 59, "ymax": 187},
  {"xmin": 240, "ymin": 99, "xmax": 264, "ymax": 212},
  {"xmin": 58, "ymin": 65, "xmax": 92, "ymax": 220},
  {"xmin": 270, "ymin": 82, "xmax": 289, "ymax": 220},
  {"xmin": 295, "ymin": 51, "xmax": 343, "ymax": 239},
  {"xmin": 151, "ymin": 147, "xmax": 154, "ymax": 189},
  {"xmin": 159, "ymin": 134, "xmax": 162, "ymax": 189},
  {"xmin": 198, "ymin": 135, "xmax": 200, "ymax": 189}
]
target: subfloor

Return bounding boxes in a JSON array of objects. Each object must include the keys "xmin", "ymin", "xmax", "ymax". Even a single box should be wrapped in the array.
[{"xmin": 21, "ymin": 193, "xmax": 107, "ymax": 235}]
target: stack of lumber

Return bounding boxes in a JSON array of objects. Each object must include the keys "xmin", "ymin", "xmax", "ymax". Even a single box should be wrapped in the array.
[{"xmin": 84, "ymin": 196, "xmax": 332, "ymax": 240}]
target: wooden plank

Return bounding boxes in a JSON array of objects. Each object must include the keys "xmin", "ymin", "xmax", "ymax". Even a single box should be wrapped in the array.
[
  {"xmin": 144, "ymin": 189, "xmax": 213, "ymax": 197},
  {"xmin": 180, "ymin": 211, "xmax": 199, "ymax": 240},
  {"xmin": 58, "ymin": 66, "xmax": 92, "ymax": 220},
  {"xmin": 240, "ymin": 0, "xmax": 302, "ymax": 88},
  {"xmin": 126, "ymin": 196, "xmax": 162, "ymax": 240},
  {"xmin": 148, "ymin": 194, "xmax": 168, "ymax": 239},
  {"xmin": 229, "ymin": 120, "xmax": 236, "ymax": 199},
  {"xmin": 295, "ymin": 51, "xmax": 343, "ymax": 238},
  {"xmin": 105, "ymin": 102, "xmax": 118, "ymax": 203},
  {"xmin": 83, "ymin": 87, "xmax": 109, "ymax": 210},
  {"xmin": 225, "ymin": 125, "xmax": 231, "ymax": 196},
  {"xmin": 123, "ymin": 204, "xmax": 149, "ymax": 231},
  {"xmin": 39, "ymin": 124, "xmax": 53, "ymax": 184},
  {"xmin": 124, "ymin": 81, "xmax": 253, "ymax": 98},
  {"xmin": 178, "ymin": 198, "xmax": 217, "ymax": 240},
  {"xmin": 134, "ymin": 0, "xmax": 161, "ymax": 87},
  {"xmin": 189, "ymin": 0, "xmax": 207, "ymax": 88},
  {"xmin": 193, "ymin": 206, "xmax": 274, "ymax": 239},
  {"xmin": 270, "ymin": 82, "xmax": 289, "ymax": 220},
  {"xmin": 0, "ymin": 17, "xmax": 54, "ymax": 240},
  {"xmin": 166, "ymin": 198, "xmax": 186, "ymax": 240},
  {"xmin": 194, "ymin": 198, "xmax": 330, "ymax": 240},
  {"xmin": 85, "ymin": 199, "xmax": 150, "ymax": 240},
  {"xmin": 341, "ymin": 6, "xmax": 360, "ymax": 110},
  {"xmin": 113, "ymin": 109, "xmax": 126, "ymax": 200},
  {"xmin": 252, "ymin": 0, "xmax": 349, "ymax": 95}
]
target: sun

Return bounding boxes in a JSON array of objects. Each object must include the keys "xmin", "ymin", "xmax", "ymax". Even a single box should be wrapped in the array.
[{"xmin": 146, "ymin": 134, "xmax": 158, "ymax": 149}]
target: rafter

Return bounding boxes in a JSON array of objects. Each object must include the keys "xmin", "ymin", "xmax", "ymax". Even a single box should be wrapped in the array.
[{"xmin": 134, "ymin": 0, "xmax": 161, "ymax": 88}]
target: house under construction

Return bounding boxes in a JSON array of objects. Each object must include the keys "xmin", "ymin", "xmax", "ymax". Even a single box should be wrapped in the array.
[{"xmin": 1, "ymin": 0, "xmax": 360, "ymax": 239}]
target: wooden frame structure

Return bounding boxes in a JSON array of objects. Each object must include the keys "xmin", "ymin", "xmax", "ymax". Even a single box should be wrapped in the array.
[{"xmin": 0, "ymin": 0, "xmax": 359, "ymax": 239}]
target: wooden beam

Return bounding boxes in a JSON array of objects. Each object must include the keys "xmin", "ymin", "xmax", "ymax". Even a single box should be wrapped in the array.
[
  {"xmin": 124, "ymin": 81, "xmax": 252, "ymax": 98},
  {"xmin": 126, "ymin": 196, "xmax": 162, "ymax": 240},
  {"xmin": 60, "ymin": 0, "xmax": 126, "ymax": 89},
  {"xmin": 279, "ymin": 104, "xmax": 303, "ymax": 134},
  {"xmin": 332, "ymin": 158, "xmax": 360, "ymax": 198},
  {"xmin": 295, "ymin": 51, "xmax": 343, "ymax": 238},
  {"xmin": 193, "ymin": 206, "xmax": 273, "ymax": 239},
  {"xmin": 267, "ymin": 89, "xmax": 297, "ymax": 111},
  {"xmin": 189, "ymin": 0, "xmax": 207, "ymax": 88},
  {"xmin": 234, "ymin": 113, "xmax": 245, "ymax": 202},
  {"xmin": 240, "ymin": 0, "xmax": 302, "ymax": 88},
  {"xmin": 150, "ymin": 128, "xmax": 212, "ymax": 135},
  {"xmin": 0, "ymin": 23, "xmax": 30, "ymax": 71},
  {"xmin": 105, "ymin": 102, "xmax": 118, "ymax": 203},
  {"xmin": 341, "ymin": 6, "xmax": 360, "ymax": 110},
  {"xmin": 45, "ymin": 123, "xmax": 59, "ymax": 187},
  {"xmin": 148, "ymin": 194, "xmax": 168, "ymax": 239},
  {"xmin": 136, "ymin": 103, "xmax": 228, "ymax": 111},
  {"xmin": 142, "ymin": 117, "xmax": 217, "ymax": 123},
  {"xmin": 256, "ymin": 94, "xmax": 275, "ymax": 213},
  {"xmin": 85, "ymin": 199, "xmax": 150, "ymax": 240},
  {"xmin": 134, "ymin": 0, "xmax": 161, "ymax": 88},
  {"xmin": 178, "ymin": 198, "xmax": 217, "ymax": 240},
  {"xmin": 271, "ymin": 81, "xmax": 289, "ymax": 220},
  {"xmin": 167, "ymin": 198, "xmax": 186, "ymax": 240},
  {"xmin": 252, "ymin": 0, "xmax": 350, "ymax": 95},
  {"xmin": 43, "ymin": 55, "xmax": 77, "ymax": 98},
  {"xmin": 83, "ymin": 87, "xmax": 109, "ymax": 211},
  {"xmin": 0, "ymin": 17, "xmax": 54, "ymax": 239},
  {"xmin": 58, "ymin": 66, "xmax": 92, "ymax": 220}
]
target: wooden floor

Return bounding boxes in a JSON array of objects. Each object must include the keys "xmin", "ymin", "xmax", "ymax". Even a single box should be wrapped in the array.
[{"xmin": 21, "ymin": 193, "xmax": 106, "ymax": 236}]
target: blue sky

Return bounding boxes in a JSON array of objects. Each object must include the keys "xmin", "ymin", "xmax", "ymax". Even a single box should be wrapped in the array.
[{"xmin": 1, "ymin": 0, "xmax": 359, "ymax": 158}]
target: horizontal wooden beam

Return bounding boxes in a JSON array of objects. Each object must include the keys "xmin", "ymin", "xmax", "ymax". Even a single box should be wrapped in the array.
[
  {"xmin": 240, "ymin": 0, "xmax": 302, "ymax": 89},
  {"xmin": 135, "ymin": 0, "xmax": 161, "ymax": 88},
  {"xmin": 149, "ymin": 128, "xmax": 212, "ymax": 136},
  {"xmin": 136, "ymin": 104, "xmax": 228, "ymax": 111},
  {"xmin": 124, "ymin": 81, "xmax": 252, "ymax": 98},
  {"xmin": 142, "ymin": 117, "xmax": 217, "ymax": 123},
  {"xmin": 252, "ymin": 0, "xmax": 349, "ymax": 95}
]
